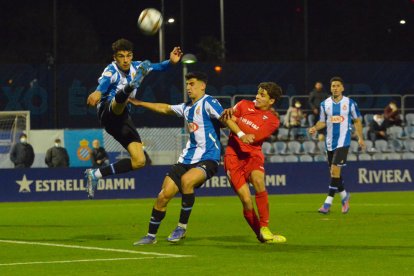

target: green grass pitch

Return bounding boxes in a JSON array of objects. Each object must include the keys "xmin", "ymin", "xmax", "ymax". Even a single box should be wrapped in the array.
[{"xmin": 1, "ymin": 192, "xmax": 414, "ymax": 275}]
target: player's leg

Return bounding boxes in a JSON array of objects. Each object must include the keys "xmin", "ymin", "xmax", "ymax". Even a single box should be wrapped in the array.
[
  {"xmin": 225, "ymin": 155, "xmax": 261, "ymax": 240},
  {"xmin": 319, "ymin": 150, "xmax": 335, "ymax": 213},
  {"xmin": 134, "ymin": 176, "xmax": 179, "ymax": 245},
  {"xmin": 85, "ymin": 116, "xmax": 145, "ymax": 199},
  {"xmin": 332, "ymin": 147, "xmax": 351, "ymax": 213},
  {"xmin": 111, "ymin": 61, "xmax": 151, "ymax": 115}
]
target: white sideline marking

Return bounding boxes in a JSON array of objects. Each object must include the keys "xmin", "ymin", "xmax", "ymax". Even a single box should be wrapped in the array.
[
  {"xmin": 0, "ymin": 257, "xmax": 168, "ymax": 267},
  {"xmin": 0, "ymin": 240, "xmax": 192, "ymax": 258}
]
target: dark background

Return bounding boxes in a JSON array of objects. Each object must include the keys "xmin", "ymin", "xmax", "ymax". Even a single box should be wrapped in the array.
[{"xmin": 1, "ymin": 0, "xmax": 414, "ymax": 64}]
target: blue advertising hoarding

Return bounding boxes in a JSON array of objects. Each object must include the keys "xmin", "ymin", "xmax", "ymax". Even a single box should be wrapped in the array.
[{"xmin": 0, "ymin": 161, "xmax": 412, "ymax": 202}]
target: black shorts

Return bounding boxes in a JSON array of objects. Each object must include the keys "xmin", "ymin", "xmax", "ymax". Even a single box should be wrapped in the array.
[
  {"xmin": 98, "ymin": 101, "xmax": 141, "ymax": 149},
  {"xmin": 167, "ymin": 160, "xmax": 218, "ymax": 193},
  {"xmin": 327, "ymin": 146, "xmax": 349, "ymax": 167}
]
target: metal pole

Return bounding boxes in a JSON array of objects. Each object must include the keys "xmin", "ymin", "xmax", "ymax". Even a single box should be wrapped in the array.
[
  {"xmin": 159, "ymin": 0, "xmax": 165, "ymax": 62},
  {"xmin": 182, "ymin": 64, "xmax": 188, "ymax": 102},
  {"xmin": 219, "ymin": 0, "xmax": 225, "ymax": 60},
  {"xmin": 180, "ymin": 0, "xmax": 184, "ymax": 49},
  {"xmin": 53, "ymin": 0, "xmax": 58, "ymax": 128},
  {"xmin": 303, "ymin": 0, "xmax": 309, "ymax": 92}
]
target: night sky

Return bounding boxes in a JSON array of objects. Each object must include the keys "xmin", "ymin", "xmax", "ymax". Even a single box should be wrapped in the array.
[{"xmin": 1, "ymin": 0, "xmax": 414, "ymax": 64}]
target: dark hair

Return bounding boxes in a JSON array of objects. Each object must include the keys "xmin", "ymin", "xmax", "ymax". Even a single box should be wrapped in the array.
[
  {"xmin": 185, "ymin": 71, "xmax": 208, "ymax": 84},
  {"xmin": 258, "ymin": 82, "xmax": 283, "ymax": 102},
  {"xmin": 330, "ymin": 76, "xmax": 344, "ymax": 85},
  {"xmin": 19, "ymin": 133, "xmax": 27, "ymax": 138},
  {"xmin": 55, "ymin": 138, "xmax": 61, "ymax": 143},
  {"xmin": 112, "ymin": 39, "xmax": 133, "ymax": 54}
]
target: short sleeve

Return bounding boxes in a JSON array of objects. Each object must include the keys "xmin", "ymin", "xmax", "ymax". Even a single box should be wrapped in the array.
[{"xmin": 170, "ymin": 103, "xmax": 185, "ymax": 117}]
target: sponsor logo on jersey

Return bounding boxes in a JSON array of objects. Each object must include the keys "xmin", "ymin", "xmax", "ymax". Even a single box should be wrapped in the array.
[
  {"xmin": 187, "ymin": 122, "xmax": 199, "ymax": 132},
  {"xmin": 240, "ymin": 117, "xmax": 259, "ymax": 130},
  {"xmin": 103, "ymin": 71, "xmax": 113, "ymax": 77},
  {"xmin": 330, "ymin": 115, "xmax": 345, "ymax": 123},
  {"xmin": 248, "ymin": 108, "xmax": 255, "ymax": 112},
  {"xmin": 263, "ymin": 115, "xmax": 268, "ymax": 120}
]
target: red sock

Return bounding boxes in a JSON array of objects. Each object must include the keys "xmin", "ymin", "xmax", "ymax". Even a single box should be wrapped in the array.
[
  {"xmin": 255, "ymin": 191, "xmax": 269, "ymax": 227},
  {"xmin": 243, "ymin": 209, "xmax": 260, "ymax": 236}
]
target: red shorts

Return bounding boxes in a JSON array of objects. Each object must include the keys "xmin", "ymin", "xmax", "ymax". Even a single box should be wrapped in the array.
[{"xmin": 224, "ymin": 153, "xmax": 265, "ymax": 191}]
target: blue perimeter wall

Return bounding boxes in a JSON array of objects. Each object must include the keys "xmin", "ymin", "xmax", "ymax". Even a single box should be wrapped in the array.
[{"xmin": 1, "ymin": 161, "xmax": 412, "ymax": 202}]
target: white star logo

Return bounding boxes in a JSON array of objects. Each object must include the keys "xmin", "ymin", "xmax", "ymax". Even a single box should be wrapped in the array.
[{"xmin": 16, "ymin": 174, "xmax": 33, "ymax": 193}]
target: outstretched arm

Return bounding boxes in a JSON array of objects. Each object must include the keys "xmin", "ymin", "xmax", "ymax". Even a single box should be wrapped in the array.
[
  {"xmin": 128, "ymin": 98, "xmax": 175, "ymax": 115},
  {"xmin": 87, "ymin": 91, "xmax": 102, "ymax": 107},
  {"xmin": 169, "ymin": 47, "xmax": 183, "ymax": 64},
  {"xmin": 220, "ymin": 109, "xmax": 255, "ymax": 144}
]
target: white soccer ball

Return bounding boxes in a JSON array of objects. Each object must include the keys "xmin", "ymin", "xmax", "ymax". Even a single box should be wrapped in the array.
[{"xmin": 137, "ymin": 8, "xmax": 163, "ymax": 35}]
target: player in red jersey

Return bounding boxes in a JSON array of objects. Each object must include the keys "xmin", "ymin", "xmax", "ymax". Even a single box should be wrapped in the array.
[{"xmin": 221, "ymin": 82, "xmax": 286, "ymax": 243}]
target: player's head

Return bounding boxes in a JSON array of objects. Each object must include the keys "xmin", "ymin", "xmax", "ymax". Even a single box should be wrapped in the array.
[
  {"xmin": 315, "ymin": 81, "xmax": 323, "ymax": 91},
  {"xmin": 54, "ymin": 138, "xmax": 61, "ymax": 147},
  {"xmin": 330, "ymin": 76, "xmax": 344, "ymax": 99},
  {"xmin": 185, "ymin": 72, "xmax": 208, "ymax": 101},
  {"xmin": 112, "ymin": 38, "xmax": 134, "ymax": 72},
  {"xmin": 255, "ymin": 82, "xmax": 283, "ymax": 110}
]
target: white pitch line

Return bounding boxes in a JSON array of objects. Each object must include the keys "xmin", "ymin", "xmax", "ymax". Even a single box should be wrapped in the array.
[
  {"xmin": 0, "ymin": 257, "xmax": 167, "ymax": 267},
  {"xmin": 0, "ymin": 240, "xmax": 192, "ymax": 258}
]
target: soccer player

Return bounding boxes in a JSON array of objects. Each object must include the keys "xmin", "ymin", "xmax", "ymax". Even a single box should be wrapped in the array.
[
  {"xmin": 130, "ymin": 72, "xmax": 224, "ymax": 245},
  {"xmin": 308, "ymin": 76, "xmax": 365, "ymax": 214},
  {"xmin": 85, "ymin": 38, "xmax": 182, "ymax": 199},
  {"xmin": 221, "ymin": 82, "xmax": 286, "ymax": 243}
]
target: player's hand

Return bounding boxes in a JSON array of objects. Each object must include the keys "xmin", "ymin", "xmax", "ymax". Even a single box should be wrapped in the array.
[
  {"xmin": 128, "ymin": 98, "xmax": 142, "ymax": 106},
  {"xmin": 170, "ymin": 47, "xmax": 183, "ymax": 64},
  {"xmin": 240, "ymin": 133, "xmax": 255, "ymax": 144},
  {"xmin": 308, "ymin": 126, "xmax": 317, "ymax": 134},
  {"xmin": 87, "ymin": 91, "xmax": 101, "ymax": 106},
  {"xmin": 221, "ymin": 108, "xmax": 234, "ymax": 121}
]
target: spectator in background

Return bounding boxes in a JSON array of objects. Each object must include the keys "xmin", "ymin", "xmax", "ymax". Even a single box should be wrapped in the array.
[
  {"xmin": 308, "ymin": 81, "xmax": 328, "ymax": 141},
  {"xmin": 45, "ymin": 138, "xmax": 70, "ymax": 168},
  {"xmin": 383, "ymin": 101, "xmax": 402, "ymax": 127},
  {"xmin": 91, "ymin": 139, "xmax": 110, "ymax": 168},
  {"xmin": 284, "ymin": 100, "xmax": 305, "ymax": 140},
  {"xmin": 10, "ymin": 133, "xmax": 35, "ymax": 168},
  {"xmin": 368, "ymin": 114, "xmax": 388, "ymax": 143}
]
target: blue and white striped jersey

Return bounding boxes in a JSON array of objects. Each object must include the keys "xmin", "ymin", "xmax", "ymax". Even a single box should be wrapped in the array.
[
  {"xmin": 96, "ymin": 60, "xmax": 170, "ymax": 108},
  {"xmin": 170, "ymin": 95, "xmax": 224, "ymax": 164},
  {"xmin": 319, "ymin": 96, "xmax": 361, "ymax": 151}
]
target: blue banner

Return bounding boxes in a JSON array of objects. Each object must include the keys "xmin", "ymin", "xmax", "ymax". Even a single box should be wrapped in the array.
[
  {"xmin": 64, "ymin": 129, "xmax": 103, "ymax": 167},
  {"xmin": 0, "ymin": 160, "xmax": 412, "ymax": 202}
]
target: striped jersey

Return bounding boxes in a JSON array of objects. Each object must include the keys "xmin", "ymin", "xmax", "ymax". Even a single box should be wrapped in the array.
[
  {"xmin": 170, "ymin": 95, "xmax": 224, "ymax": 164},
  {"xmin": 96, "ymin": 60, "xmax": 170, "ymax": 108},
  {"xmin": 319, "ymin": 96, "xmax": 362, "ymax": 151}
]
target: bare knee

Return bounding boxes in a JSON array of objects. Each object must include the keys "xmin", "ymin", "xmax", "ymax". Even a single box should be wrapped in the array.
[
  {"xmin": 240, "ymin": 194, "xmax": 253, "ymax": 210},
  {"xmin": 131, "ymin": 156, "xmax": 146, "ymax": 170}
]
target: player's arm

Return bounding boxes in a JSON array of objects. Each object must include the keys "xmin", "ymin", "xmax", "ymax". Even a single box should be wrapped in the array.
[
  {"xmin": 128, "ymin": 98, "xmax": 175, "ymax": 115},
  {"xmin": 149, "ymin": 47, "xmax": 183, "ymax": 71},
  {"xmin": 220, "ymin": 112, "xmax": 255, "ymax": 144},
  {"xmin": 308, "ymin": 121, "xmax": 326, "ymax": 134},
  {"xmin": 353, "ymin": 118, "xmax": 366, "ymax": 150},
  {"xmin": 87, "ymin": 90, "xmax": 102, "ymax": 106}
]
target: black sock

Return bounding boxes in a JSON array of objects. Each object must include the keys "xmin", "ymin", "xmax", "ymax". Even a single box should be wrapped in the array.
[
  {"xmin": 179, "ymin": 193, "xmax": 195, "ymax": 225},
  {"xmin": 148, "ymin": 208, "xmax": 166, "ymax": 235},
  {"xmin": 114, "ymin": 84, "xmax": 133, "ymax": 104},
  {"xmin": 99, "ymin": 158, "xmax": 132, "ymax": 177},
  {"xmin": 337, "ymin": 177, "xmax": 345, "ymax": 192},
  {"xmin": 328, "ymin": 177, "xmax": 341, "ymax": 197}
]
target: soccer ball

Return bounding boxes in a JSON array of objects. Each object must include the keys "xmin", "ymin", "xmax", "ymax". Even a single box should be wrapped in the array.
[{"xmin": 137, "ymin": 8, "xmax": 163, "ymax": 35}]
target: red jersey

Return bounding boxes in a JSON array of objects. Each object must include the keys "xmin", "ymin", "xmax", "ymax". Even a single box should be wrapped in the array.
[{"xmin": 226, "ymin": 100, "xmax": 279, "ymax": 156}]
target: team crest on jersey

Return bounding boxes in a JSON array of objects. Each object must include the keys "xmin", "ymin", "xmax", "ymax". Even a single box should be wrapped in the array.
[
  {"xmin": 342, "ymin": 104, "xmax": 348, "ymax": 110},
  {"xmin": 187, "ymin": 122, "xmax": 199, "ymax": 132},
  {"xmin": 103, "ymin": 71, "xmax": 112, "ymax": 77},
  {"xmin": 196, "ymin": 106, "xmax": 201, "ymax": 115},
  {"xmin": 330, "ymin": 115, "xmax": 345, "ymax": 123}
]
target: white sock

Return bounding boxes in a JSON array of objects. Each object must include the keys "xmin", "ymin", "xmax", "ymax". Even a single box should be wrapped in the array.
[
  {"xmin": 93, "ymin": 169, "xmax": 102, "ymax": 178},
  {"xmin": 324, "ymin": 196, "xmax": 334, "ymax": 205},
  {"xmin": 339, "ymin": 190, "xmax": 347, "ymax": 200},
  {"xmin": 178, "ymin": 223, "xmax": 187, "ymax": 229}
]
